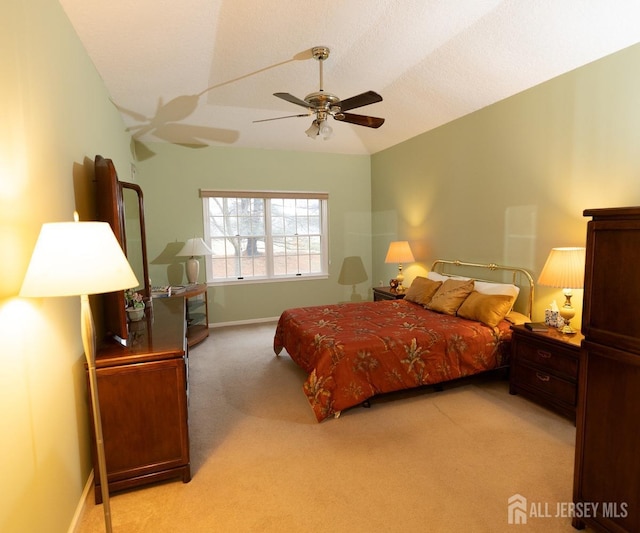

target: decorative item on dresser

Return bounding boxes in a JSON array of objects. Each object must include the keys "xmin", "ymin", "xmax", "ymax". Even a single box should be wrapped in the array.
[
  {"xmin": 372, "ymin": 285, "xmax": 406, "ymax": 301},
  {"xmin": 509, "ymin": 324, "xmax": 582, "ymax": 422},
  {"xmin": 572, "ymin": 206, "xmax": 640, "ymax": 532}
]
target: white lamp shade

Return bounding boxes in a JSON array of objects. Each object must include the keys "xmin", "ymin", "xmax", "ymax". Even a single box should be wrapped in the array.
[
  {"xmin": 20, "ymin": 221, "xmax": 139, "ymax": 297},
  {"xmin": 537, "ymin": 247, "xmax": 586, "ymax": 289},
  {"xmin": 177, "ymin": 237, "xmax": 213, "ymax": 258},
  {"xmin": 385, "ymin": 241, "xmax": 415, "ymax": 264}
]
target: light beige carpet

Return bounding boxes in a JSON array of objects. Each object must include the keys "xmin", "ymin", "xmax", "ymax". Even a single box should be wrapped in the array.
[{"xmin": 77, "ymin": 322, "xmax": 582, "ymax": 532}]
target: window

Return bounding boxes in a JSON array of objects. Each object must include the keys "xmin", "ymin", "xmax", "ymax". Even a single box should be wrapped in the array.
[{"xmin": 201, "ymin": 190, "xmax": 328, "ymax": 283}]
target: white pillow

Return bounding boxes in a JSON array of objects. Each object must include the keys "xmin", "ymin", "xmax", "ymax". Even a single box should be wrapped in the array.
[
  {"xmin": 427, "ymin": 271, "xmax": 469, "ymax": 282},
  {"xmin": 427, "ymin": 272, "xmax": 519, "ymax": 300},
  {"xmin": 474, "ymin": 280, "xmax": 520, "ymax": 300}
]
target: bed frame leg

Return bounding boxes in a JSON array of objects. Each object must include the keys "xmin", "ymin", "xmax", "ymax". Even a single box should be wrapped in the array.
[{"xmin": 334, "ymin": 411, "xmax": 341, "ymax": 419}]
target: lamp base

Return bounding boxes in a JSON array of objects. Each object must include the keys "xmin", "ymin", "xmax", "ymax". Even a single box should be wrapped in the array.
[
  {"xmin": 185, "ymin": 257, "xmax": 199, "ymax": 284},
  {"xmin": 396, "ymin": 264, "xmax": 406, "ymax": 291},
  {"xmin": 559, "ymin": 292, "xmax": 577, "ymax": 335}
]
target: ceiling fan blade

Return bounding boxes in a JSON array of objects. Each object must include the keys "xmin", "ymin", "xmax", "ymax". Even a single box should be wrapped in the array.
[
  {"xmin": 339, "ymin": 91, "xmax": 383, "ymax": 112},
  {"xmin": 253, "ymin": 113, "xmax": 311, "ymax": 123},
  {"xmin": 274, "ymin": 92, "xmax": 311, "ymax": 109},
  {"xmin": 336, "ymin": 113, "xmax": 385, "ymax": 128}
]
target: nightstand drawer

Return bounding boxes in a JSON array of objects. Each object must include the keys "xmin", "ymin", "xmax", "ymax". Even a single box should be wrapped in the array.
[
  {"xmin": 372, "ymin": 287, "xmax": 405, "ymax": 301},
  {"xmin": 516, "ymin": 340, "xmax": 578, "ymax": 379},
  {"xmin": 513, "ymin": 364, "xmax": 577, "ymax": 406}
]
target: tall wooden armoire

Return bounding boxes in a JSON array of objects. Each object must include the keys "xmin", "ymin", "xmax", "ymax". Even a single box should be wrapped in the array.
[{"xmin": 572, "ymin": 207, "xmax": 640, "ymax": 531}]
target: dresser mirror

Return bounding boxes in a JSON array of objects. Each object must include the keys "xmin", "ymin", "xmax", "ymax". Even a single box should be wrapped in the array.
[{"xmin": 95, "ymin": 155, "xmax": 150, "ymax": 343}]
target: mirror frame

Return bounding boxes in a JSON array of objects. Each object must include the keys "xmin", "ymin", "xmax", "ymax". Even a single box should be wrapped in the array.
[{"xmin": 95, "ymin": 155, "xmax": 150, "ymax": 343}]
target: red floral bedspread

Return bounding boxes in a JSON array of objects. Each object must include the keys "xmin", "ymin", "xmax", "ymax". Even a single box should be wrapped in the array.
[{"xmin": 273, "ymin": 299, "xmax": 512, "ymax": 422}]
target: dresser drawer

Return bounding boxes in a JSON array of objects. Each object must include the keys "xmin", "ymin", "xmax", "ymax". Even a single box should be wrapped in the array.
[
  {"xmin": 516, "ymin": 339, "xmax": 578, "ymax": 379},
  {"xmin": 513, "ymin": 363, "xmax": 577, "ymax": 406}
]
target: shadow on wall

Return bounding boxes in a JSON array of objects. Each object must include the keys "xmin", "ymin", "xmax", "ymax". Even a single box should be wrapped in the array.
[
  {"xmin": 150, "ymin": 241, "xmax": 185, "ymax": 286},
  {"xmin": 338, "ymin": 256, "xmax": 368, "ymax": 301}
]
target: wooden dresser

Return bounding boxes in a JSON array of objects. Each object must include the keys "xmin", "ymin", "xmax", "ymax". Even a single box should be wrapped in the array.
[
  {"xmin": 572, "ymin": 207, "xmax": 640, "ymax": 531},
  {"xmin": 89, "ymin": 297, "xmax": 190, "ymax": 502}
]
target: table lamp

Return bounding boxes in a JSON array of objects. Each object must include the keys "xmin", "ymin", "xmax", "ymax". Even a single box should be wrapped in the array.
[
  {"xmin": 537, "ymin": 247, "xmax": 586, "ymax": 334},
  {"xmin": 20, "ymin": 213, "xmax": 139, "ymax": 533},
  {"xmin": 385, "ymin": 241, "xmax": 415, "ymax": 292},
  {"xmin": 177, "ymin": 237, "xmax": 213, "ymax": 284}
]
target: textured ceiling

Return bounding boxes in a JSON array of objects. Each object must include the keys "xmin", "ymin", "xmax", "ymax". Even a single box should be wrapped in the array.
[{"xmin": 58, "ymin": 0, "xmax": 640, "ymax": 156}]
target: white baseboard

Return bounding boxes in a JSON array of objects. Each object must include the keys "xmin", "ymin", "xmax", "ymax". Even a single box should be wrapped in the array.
[
  {"xmin": 209, "ymin": 316, "xmax": 279, "ymax": 328},
  {"xmin": 68, "ymin": 471, "xmax": 94, "ymax": 533}
]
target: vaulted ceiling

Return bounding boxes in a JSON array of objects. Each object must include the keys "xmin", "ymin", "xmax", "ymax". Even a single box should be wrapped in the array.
[{"xmin": 59, "ymin": 1, "xmax": 640, "ymax": 156}]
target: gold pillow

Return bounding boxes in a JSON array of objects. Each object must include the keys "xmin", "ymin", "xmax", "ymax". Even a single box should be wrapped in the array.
[
  {"xmin": 457, "ymin": 291, "xmax": 514, "ymax": 328},
  {"xmin": 426, "ymin": 279, "xmax": 475, "ymax": 315},
  {"xmin": 404, "ymin": 277, "xmax": 442, "ymax": 306}
]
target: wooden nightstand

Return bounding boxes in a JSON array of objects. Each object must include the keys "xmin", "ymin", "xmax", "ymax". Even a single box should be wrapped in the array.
[
  {"xmin": 372, "ymin": 286, "xmax": 406, "ymax": 301},
  {"xmin": 509, "ymin": 324, "xmax": 583, "ymax": 421}
]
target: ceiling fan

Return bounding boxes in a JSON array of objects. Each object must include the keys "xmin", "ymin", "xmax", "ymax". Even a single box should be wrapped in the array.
[{"xmin": 255, "ymin": 46, "xmax": 385, "ymax": 140}]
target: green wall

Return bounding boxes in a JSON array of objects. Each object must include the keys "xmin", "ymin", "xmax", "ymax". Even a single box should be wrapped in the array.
[
  {"xmin": 372, "ymin": 43, "xmax": 640, "ymax": 327},
  {"xmin": 136, "ymin": 143, "xmax": 372, "ymax": 324},
  {"xmin": 1, "ymin": 1, "xmax": 133, "ymax": 531}
]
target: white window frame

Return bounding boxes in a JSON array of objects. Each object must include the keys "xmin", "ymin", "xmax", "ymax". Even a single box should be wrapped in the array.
[{"xmin": 201, "ymin": 190, "xmax": 329, "ymax": 285}]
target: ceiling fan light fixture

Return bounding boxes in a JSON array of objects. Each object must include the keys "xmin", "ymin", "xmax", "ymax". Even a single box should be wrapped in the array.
[
  {"xmin": 305, "ymin": 120, "xmax": 320, "ymax": 139},
  {"xmin": 320, "ymin": 121, "xmax": 333, "ymax": 140}
]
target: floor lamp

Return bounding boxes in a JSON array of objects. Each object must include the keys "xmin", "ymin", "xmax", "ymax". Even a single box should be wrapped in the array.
[{"xmin": 20, "ymin": 214, "xmax": 139, "ymax": 533}]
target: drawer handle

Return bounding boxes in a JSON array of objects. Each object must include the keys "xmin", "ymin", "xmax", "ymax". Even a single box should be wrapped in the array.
[
  {"xmin": 537, "ymin": 349, "xmax": 552, "ymax": 358},
  {"xmin": 536, "ymin": 372, "xmax": 550, "ymax": 382}
]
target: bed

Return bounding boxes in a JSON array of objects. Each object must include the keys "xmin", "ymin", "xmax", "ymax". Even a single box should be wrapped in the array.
[{"xmin": 273, "ymin": 260, "xmax": 534, "ymax": 422}]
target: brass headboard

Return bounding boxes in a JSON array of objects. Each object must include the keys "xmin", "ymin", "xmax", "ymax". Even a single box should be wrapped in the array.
[{"xmin": 431, "ymin": 259, "xmax": 535, "ymax": 319}]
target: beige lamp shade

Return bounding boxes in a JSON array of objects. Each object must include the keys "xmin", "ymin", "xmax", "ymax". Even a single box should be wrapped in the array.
[
  {"xmin": 537, "ymin": 247, "xmax": 586, "ymax": 289},
  {"xmin": 384, "ymin": 241, "xmax": 415, "ymax": 264},
  {"xmin": 20, "ymin": 220, "xmax": 138, "ymax": 297}
]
